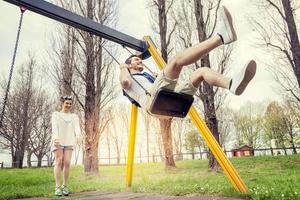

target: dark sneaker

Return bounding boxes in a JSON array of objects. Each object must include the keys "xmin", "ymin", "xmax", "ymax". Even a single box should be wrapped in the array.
[{"xmin": 229, "ymin": 60, "xmax": 256, "ymax": 95}]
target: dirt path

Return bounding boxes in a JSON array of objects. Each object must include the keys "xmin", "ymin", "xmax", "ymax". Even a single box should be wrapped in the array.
[{"xmin": 15, "ymin": 191, "xmax": 244, "ymax": 200}]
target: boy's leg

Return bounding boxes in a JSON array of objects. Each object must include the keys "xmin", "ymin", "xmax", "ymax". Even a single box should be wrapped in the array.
[
  {"xmin": 190, "ymin": 67, "xmax": 230, "ymax": 89},
  {"xmin": 146, "ymin": 6, "xmax": 237, "ymax": 112},
  {"xmin": 175, "ymin": 60, "xmax": 256, "ymax": 96},
  {"xmin": 174, "ymin": 67, "xmax": 229, "ymax": 96},
  {"xmin": 164, "ymin": 36, "xmax": 223, "ymax": 80},
  {"xmin": 163, "ymin": 6, "xmax": 237, "ymax": 80}
]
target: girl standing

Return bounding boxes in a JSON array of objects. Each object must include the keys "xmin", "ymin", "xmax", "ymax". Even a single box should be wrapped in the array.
[{"xmin": 51, "ymin": 95, "xmax": 81, "ymax": 196}]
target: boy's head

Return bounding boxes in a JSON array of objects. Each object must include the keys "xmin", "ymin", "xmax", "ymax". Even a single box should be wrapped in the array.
[{"xmin": 125, "ymin": 54, "xmax": 144, "ymax": 72}]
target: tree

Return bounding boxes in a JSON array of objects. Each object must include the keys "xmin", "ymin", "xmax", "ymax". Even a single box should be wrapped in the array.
[
  {"xmin": 153, "ymin": 120, "xmax": 165, "ymax": 162},
  {"xmin": 232, "ymin": 103, "xmax": 263, "ymax": 149},
  {"xmin": 109, "ymin": 108, "xmax": 126, "ymax": 165},
  {"xmin": 103, "ymin": 123, "xmax": 111, "ymax": 164},
  {"xmin": 28, "ymin": 92, "xmax": 52, "ymax": 167},
  {"xmin": 172, "ymin": 118, "xmax": 187, "ymax": 160},
  {"xmin": 0, "ymin": 56, "xmax": 38, "ymax": 168},
  {"xmin": 173, "ymin": 0, "xmax": 233, "ymax": 169},
  {"xmin": 184, "ymin": 130, "xmax": 203, "ymax": 159},
  {"xmin": 217, "ymin": 106, "xmax": 234, "ymax": 150},
  {"xmin": 118, "ymin": 102, "xmax": 130, "ymax": 163},
  {"xmin": 251, "ymin": 0, "xmax": 300, "ymax": 103},
  {"xmin": 263, "ymin": 101, "xmax": 287, "ymax": 155},
  {"xmin": 281, "ymin": 97, "xmax": 300, "ymax": 154},
  {"xmin": 149, "ymin": 0, "xmax": 177, "ymax": 168},
  {"xmin": 140, "ymin": 110, "xmax": 153, "ymax": 162},
  {"xmin": 51, "ymin": 0, "xmax": 118, "ymax": 174}
]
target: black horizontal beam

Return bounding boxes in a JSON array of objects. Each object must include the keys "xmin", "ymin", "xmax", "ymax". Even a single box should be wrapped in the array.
[{"xmin": 2, "ymin": 0, "xmax": 148, "ymax": 52}]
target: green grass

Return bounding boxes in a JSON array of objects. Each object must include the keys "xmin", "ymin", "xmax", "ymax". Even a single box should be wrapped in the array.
[{"xmin": 0, "ymin": 154, "xmax": 300, "ymax": 200}]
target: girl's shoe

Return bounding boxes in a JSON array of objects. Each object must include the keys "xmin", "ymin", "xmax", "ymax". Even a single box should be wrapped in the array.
[
  {"xmin": 61, "ymin": 185, "xmax": 69, "ymax": 196},
  {"xmin": 55, "ymin": 186, "xmax": 62, "ymax": 196}
]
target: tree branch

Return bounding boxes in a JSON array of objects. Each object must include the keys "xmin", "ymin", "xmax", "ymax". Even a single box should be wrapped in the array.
[{"xmin": 266, "ymin": 0, "xmax": 287, "ymax": 21}]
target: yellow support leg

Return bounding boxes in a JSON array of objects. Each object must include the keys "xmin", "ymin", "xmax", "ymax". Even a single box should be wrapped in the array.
[
  {"xmin": 126, "ymin": 104, "xmax": 138, "ymax": 187},
  {"xmin": 189, "ymin": 107, "xmax": 248, "ymax": 192},
  {"xmin": 143, "ymin": 35, "xmax": 248, "ymax": 193}
]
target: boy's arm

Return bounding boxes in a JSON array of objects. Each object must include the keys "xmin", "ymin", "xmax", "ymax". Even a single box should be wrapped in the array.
[{"xmin": 119, "ymin": 64, "xmax": 132, "ymax": 90}]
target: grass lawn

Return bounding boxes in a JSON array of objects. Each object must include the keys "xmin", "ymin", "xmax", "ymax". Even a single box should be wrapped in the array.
[{"xmin": 0, "ymin": 154, "xmax": 299, "ymax": 200}]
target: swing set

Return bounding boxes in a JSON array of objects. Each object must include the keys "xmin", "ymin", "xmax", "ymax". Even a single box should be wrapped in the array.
[{"xmin": 1, "ymin": 0, "xmax": 248, "ymax": 193}]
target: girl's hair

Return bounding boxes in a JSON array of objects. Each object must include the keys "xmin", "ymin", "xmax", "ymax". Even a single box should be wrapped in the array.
[{"xmin": 60, "ymin": 95, "xmax": 73, "ymax": 103}]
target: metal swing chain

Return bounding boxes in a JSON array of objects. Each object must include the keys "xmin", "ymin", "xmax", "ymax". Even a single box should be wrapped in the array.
[{"xmin": 0, "ymin": 7, "xmax": 26, "ymax": 128}]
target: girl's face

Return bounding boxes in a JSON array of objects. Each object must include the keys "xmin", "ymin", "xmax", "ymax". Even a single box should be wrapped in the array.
[{"xmin": 62, "ymin": 99, "xmax": 73, "ymax": 112}]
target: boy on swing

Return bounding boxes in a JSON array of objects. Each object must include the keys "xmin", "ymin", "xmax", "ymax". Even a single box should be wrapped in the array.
[{"xmin": 119, "ymin": 6, "xmax": 256, "ymax": 117}]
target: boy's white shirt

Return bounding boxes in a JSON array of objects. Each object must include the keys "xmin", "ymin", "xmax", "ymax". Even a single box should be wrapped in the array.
[
  {"xmin": 51, "ymin": 111, "xmax": 81, "ymax": 146},
  {"xmin": 124, "ymin": 75, "xmax": 152, "ymax": 108}
]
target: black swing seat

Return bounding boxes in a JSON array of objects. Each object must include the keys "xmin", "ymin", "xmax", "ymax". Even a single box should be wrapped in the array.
[{"xmin": 148, "ymin": 88, "xmax": 194, "ymax": 118}]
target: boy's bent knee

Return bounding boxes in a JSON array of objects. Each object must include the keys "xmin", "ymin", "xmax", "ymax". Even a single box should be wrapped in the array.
[
  {"xmin": 169, "ymin": 54, "xmax": 184, "ymax": 71},
  {"xmin": 194, "ymin": 66, "xmax": 209, "ymax": 77}
]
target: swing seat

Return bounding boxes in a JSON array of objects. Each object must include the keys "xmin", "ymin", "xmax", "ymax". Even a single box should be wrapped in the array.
[{"xmin": 148, "ymin": 88, "xmax": 194, "ymax": 118}]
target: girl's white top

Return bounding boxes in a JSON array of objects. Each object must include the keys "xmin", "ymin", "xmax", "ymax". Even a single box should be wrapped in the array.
[{"xmin": 51, "ymin": 111, "xmax": 81, "ymax": 146}]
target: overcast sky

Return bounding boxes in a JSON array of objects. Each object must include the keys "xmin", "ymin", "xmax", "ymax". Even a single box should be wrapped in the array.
[{"xmin": 0, "ymin": 0, "xmax": 284, "ymax": 110}]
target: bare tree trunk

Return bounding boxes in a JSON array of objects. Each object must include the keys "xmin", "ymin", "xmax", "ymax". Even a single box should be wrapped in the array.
[
  {"xmin": 146, "ymin": 121, "xmax": 150, "ymax": 163},
  {"xmin": 200, "ymin": 69, "xmax": 220, "ymax": 169},
  {"xmin": 194, "ymin": 0, "xmax": 221, "ymax": 170},
  {"xmin": 146, "ymin": 132, "xmax": 150, "ymax": 163},
  {"xmin": 151, "ymin": 0, "xmax": 177, "ymax": 168},
  {"xmin": 37, "ymin": 155, "xmax": 43, "ymax": 167},
  {"xmin": 172, "ymin": 119, "xmax": 184, "ymax": 161},
  {"xmin": 159, "ymin": 119, "xmax": 175, "ymax": 168},
  {"xmin": 83, "ymin": 0, "xmax": 100, "ymax": 174},
  {"xmin": 124, "ymin": 152, "xmax": 127, "ymax": 164},
  {"xmin": 292, "ymin": 144, "xmax": 297, "ymax": 154},
  {"xmin": 156, "ymin": 132, "xmax": 164, "ymax": 162},
  {"xmin": 84, "ymin": 57, "xmax": 100, "ymax": 173},
  {"xmin": 283, "ymin": 145, "xmax": 287, "ymax": 156},
  {"xmin": 288, "ymin": 123, "xmax": 298, "ymax": 154},
  {"xmin": 61, "ymin": 26, "xmax": 75, "ymax": 96},
  {"xmin": 281, "ymin": 0, "xmax": 300, "ymax": 87},
  {"xmin": 199, "ymin": 147, "xmax": 203, "ymax": 160},
  {"xmin": 18, "ymin": 69, "xmax": 33, "ymax": 169},
  {"xmin": 141, "ymin": 111, "xmax": 151, "ymax": 163},
  {"xmin": 270, "ymin": 147, "xmax": 274, "ymax": 156},
  {"xmin": 139, "ymin": 148, "xmax": 142, "ymax": 163},
  {"xmin": 116, "ymin": 143, "xmax": 120, "ymax": 164},
  {"xmin": 27, "ymin": 150, "xmax": 32, "ymax": 168},
  {"xmin": 106, "ymin": 132, "xmax": 111, "ymax": 165}
]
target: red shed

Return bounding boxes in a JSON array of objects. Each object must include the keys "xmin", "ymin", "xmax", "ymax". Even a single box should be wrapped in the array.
[{"xmin": 231, "ymin": 145, "xmax": 254, "ymax": 157}]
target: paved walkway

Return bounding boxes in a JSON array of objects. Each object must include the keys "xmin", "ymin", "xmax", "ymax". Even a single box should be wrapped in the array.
[{"xmin": 16, "ymin": 191, "xmax": 244, "ymax": 200}]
